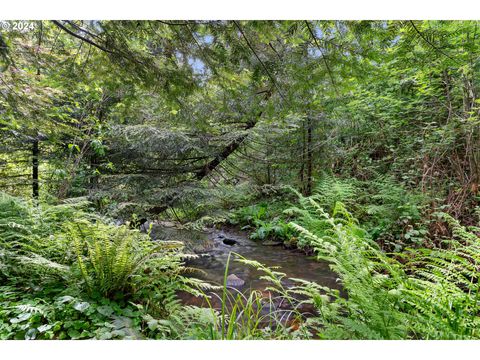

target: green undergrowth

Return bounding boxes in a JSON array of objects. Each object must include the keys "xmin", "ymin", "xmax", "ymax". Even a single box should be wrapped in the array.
[
  {"xmin": 227, "ymin": 174, "xmax": 431, "ymax": 252},
  {"xmin": 287, "ymin": 194, "xmax": 480, "ymax": 339},
  {"xmin": 0, "ymin": 192, "xmax": 215, "ymax": 339},
  {"xmin": 228, "ymin": 200, "xmax": 295, "ymax": 243},
  {"xmin": 3, "ymin": 189, "xmax": 479, "ymax": 339},
  {"xmin": 0, "ymin": 191, "xmax": 316, "ymax": 340}
]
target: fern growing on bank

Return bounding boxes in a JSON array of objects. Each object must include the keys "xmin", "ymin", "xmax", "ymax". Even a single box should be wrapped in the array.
[
  {"xmin": 401, "ymin": 213, "xmax": 480, "ymax": 339},
  {"xmin": 0, "ymin": 192, "xmax": 214, "ymax": 339},
  {"xmin": 312, "ymin": 174, "xmax": 358, "ymax": 212},
  {"xmin": 288, "ymin": 194, "xmax": 480, "ymax": 339},
  {"xmin": 4, "ymin": 190, "xmax": 480, "ymax": 339}
]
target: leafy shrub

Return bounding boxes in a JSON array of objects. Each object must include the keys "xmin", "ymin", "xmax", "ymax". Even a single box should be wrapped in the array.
[
  {"xmin": 230, "ymin": 203, "xmax": 270, "ymax": 227},
  {"xmin": 249, "ymin": 219, "xmax": 294, "ymax": 242},
  {"xmin": 0, "ymin": 286, "xmax": 145, "ymax": 340},
  {"xmin": 229, "ymin": 201, "xmax": 297, "ymax": 243}
]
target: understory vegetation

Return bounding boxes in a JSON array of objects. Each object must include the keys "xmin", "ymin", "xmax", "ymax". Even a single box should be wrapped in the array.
[
  {"xmin": 0, "ymin": 192, "xmax": 215, "ymax": 339},
  {"xmin": 2, "ymin": 185, "xmax": 480, "ymax": 339},
  {"xmin": 228, "ymin": 174, "xmax": 430, "ymax": 251},
  {"xmin": 1, "ymin": 20, "xmax": 480, "ymax": 339}
]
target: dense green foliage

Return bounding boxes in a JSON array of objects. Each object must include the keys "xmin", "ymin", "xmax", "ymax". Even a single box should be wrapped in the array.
[
  {"xmin": 289, "ymin": 196, "xmax": 480, "ymax": 339},
  {"xmin": 0, "ymin": 192, "xmax": 214, "ymax": 339},
  {"xmin": 1, "ymin": 20, "xmax": 480, "ymax": 340}
]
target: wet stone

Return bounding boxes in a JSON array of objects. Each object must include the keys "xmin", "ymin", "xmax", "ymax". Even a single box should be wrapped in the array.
[
  {"xmin": 226, "ymin": 274, "xmax": 245, "ymax": 287},
  {"xmin": 222, "ymin": 238, "xmax": 237, "ymax": 246}
]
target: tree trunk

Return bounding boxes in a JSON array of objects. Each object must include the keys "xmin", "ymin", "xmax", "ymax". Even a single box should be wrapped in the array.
[
  {"xmin": 305, "ymin": 117, "xmax": 313, "ymax": 196},
  {"xmin": 266, "ymin": 139, "xmax": 272, "ymax": 184},
  {"xmin": 32, "ymin": 24, "xmax": 42, "ymax": 199},
  {"xmin": 442, "ymin": 69, "xmax": 453, "ymax": 123},
  {"xmin": 299, "ymin": 121, "xmax": 306, "ymax": 193},
  {"xmin": 32, "ymin": 139, "xmax": 39, "ymax": 199},
  {"xmin": 89, "ymin": 153, "xmax": 99, "ymax": 188}
]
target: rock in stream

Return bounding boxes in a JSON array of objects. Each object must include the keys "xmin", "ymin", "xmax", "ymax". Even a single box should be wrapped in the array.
[{"xmin": 226, "ymin": 274, "xmax": 245, "ymax": 287}]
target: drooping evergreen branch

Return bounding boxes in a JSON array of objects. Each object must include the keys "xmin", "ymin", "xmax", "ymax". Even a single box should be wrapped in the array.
[
  {"xmin": 233, "ymin": 20, "xmax": 285, "ymax": 101},
  {"xmin": 51, "ymin": 20, "xmax": 113, "ymax": 54},
  {"xmin": 304, "ymin": 20, "xmax": 339, "ymax": 95},
  {"xmin": 408, "ymin": 20, "xmax": 461, "ymax": 65}
]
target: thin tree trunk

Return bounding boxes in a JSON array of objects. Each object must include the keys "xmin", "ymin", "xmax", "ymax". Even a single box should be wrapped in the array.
[
  {"xmin": 32, "ymin": 23, "xmax": 42, "ymax": 199},
  {"xmin": 299, "ymin": 121, "xmax": 306, "ymax": 193},
  {"xmin": 442, "ymin": 69, "xmax": 453, "ymax": 123},
  {"xmin": 32, "ymin": 139, "xmax": 39, "ymax": 199},
  {"xmin": 306, "ymin": 117, "xmax": 313, "ymax": 196},
  {"xmin": 89, "ymin": 109, "xmax": 104, "ymax": 190},
  {"xmin": 89, "ymin": 153, "xmax": 99, "ymax": 189},
  {"xmin": 266, "ymin": 139, "xmax": 271, "ymax": 184}
]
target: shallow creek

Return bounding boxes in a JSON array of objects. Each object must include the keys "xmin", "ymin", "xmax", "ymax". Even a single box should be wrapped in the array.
[{"xmin": 150, "ymin": 223, "xmax": 340, "ymax": 308}]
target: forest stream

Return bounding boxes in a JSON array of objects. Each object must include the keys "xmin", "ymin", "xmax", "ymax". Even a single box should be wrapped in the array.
[{"xmin": 149, "ymin": 223, "xmax": 340, "ymax": 309}]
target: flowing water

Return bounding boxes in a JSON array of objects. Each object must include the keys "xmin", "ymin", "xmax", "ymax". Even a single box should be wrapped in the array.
[{"xmin": 150, "ymin": 223, "xmax": 340, "ymax": 308}]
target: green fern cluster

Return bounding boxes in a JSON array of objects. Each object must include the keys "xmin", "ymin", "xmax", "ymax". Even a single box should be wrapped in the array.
[
  {"xmin": 401, "ymin": 213, "xmax": 480, "ymax": 338},
  {"xmin": 0, "ymin": 192, "xmax": 221, "ymax": 339},
  {"xmin": 0, "ymin": 192, "xmax": 33, "ymax": 249},
  {"xmin": 0, "ymin": 193, "xmax": 88, "ymax": 283},
  {"xmin": 312, "ymin": 174, "xmax": 359, "ymax": 212},
  {"xmin": 288, "ymin": 194, "xmax": 480, "ymax": 339},
  {"xmin": 0, "ymin": 193, "xmax": 93, "ymax": 257},
  {"xmin": 65, "ymin": 220, "xmax": 155, "ymax": 298},
  {"xmin": 0, "ymin": 192, "xmax": 208, "ymax": 324}
]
